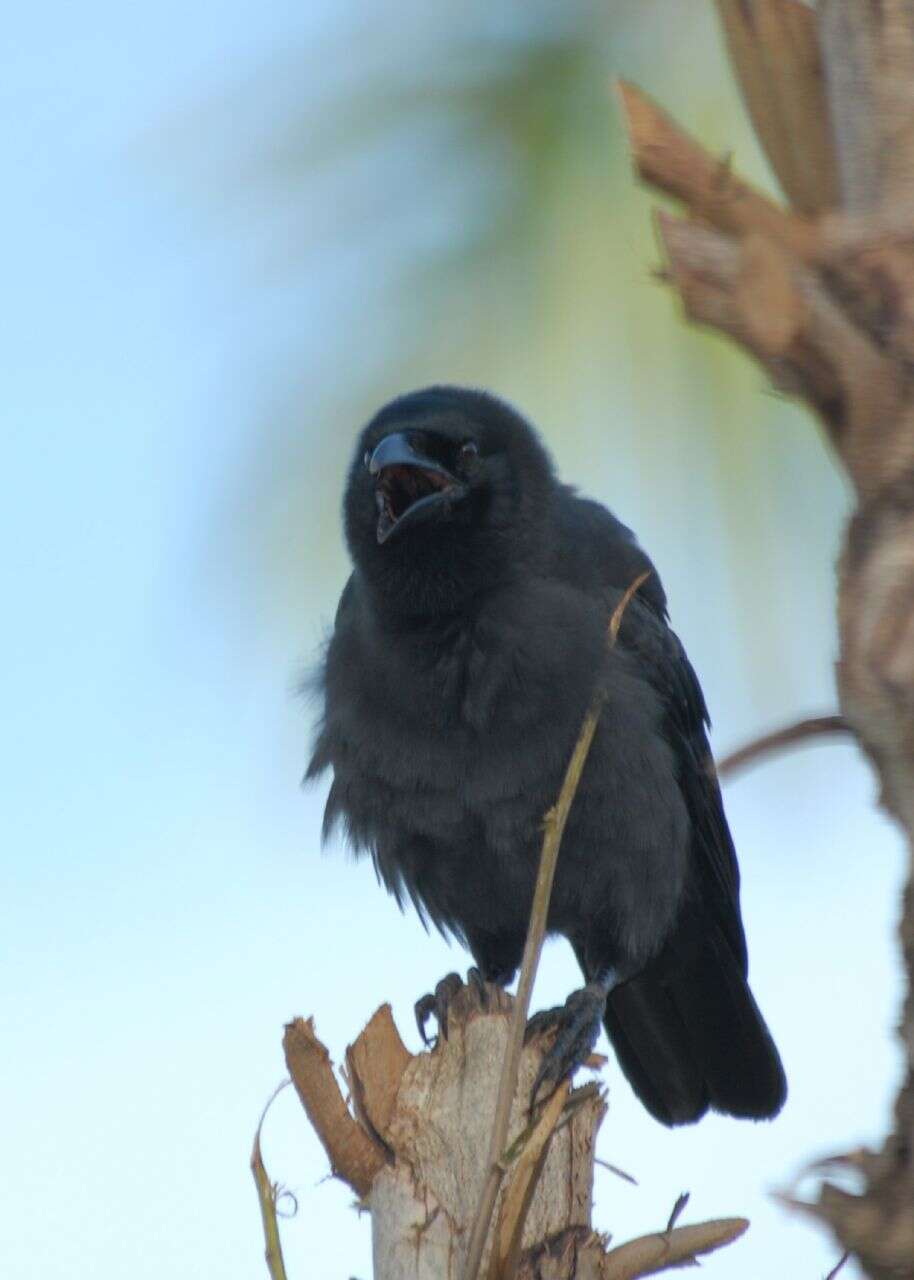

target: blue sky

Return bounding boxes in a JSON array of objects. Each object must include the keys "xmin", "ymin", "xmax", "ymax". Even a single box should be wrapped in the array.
[{"xmin": 2, "ymin": 4, "xmax": 905, "ymax": 1278}]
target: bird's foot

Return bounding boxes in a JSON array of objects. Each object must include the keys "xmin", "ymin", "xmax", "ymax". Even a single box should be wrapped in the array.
[
  {"xmin": 414, "ymin": 968, "xmax": 493, "ymax": 1046},
  {"xmin": 524, "ymin": 982, "xmax": 609, "ymax": 1109}
]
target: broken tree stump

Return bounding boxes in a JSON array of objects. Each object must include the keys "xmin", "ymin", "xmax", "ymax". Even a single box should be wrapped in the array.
[{"xmin": 281, "ymin": 985, "xmax": 747, "ymax": 1279}]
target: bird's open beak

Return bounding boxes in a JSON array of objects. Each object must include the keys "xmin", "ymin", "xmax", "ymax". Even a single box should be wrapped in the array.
[{"xmin": 369, "ymin": 432, "xmax": 466, "ymax": 544}]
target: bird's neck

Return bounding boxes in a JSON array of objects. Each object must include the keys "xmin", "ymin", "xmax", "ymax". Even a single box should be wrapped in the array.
[{"xmin": 365, "ymin": 582, "xmax": 488, "ymax": 640}]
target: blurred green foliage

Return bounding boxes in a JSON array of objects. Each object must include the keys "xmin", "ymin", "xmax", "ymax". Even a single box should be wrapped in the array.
[{"xmin": 168, "ymin": 0, "xmax": 846, "ymax": 713}]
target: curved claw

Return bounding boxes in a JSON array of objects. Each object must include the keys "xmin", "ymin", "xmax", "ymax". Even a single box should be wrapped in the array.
[
  {"xmin": 528, "ymin": 983, "xmax": 608, "ymax": 1112},
  {"xmin": 467, "ymin": 966, "xmax": 490, "ymax": 1009},
  {"xmin": 414, "ymin": 992, "xmax": 437, "ymax": 1046},
  {"xmin": 414, "ymin": 967, "xmax": 507, "ymax": 1046},
  {"xmin": 414, "ymin": 972, "xmax": 464, "ymax": 1046}
]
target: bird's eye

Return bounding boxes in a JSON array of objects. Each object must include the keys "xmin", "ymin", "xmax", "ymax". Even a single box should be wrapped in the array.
[
  {"xmin": 363, "ymin": 449, "xmax": 371, "ymax": 469},
  {"xmin": 459, "ymin": 440, "xmax": 479, "ymax": 464}
]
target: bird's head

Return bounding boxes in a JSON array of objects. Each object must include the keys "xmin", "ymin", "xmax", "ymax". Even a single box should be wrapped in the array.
[{"xmin": 343, "ymin": 386, "xmax": 556, "ymax": 618}]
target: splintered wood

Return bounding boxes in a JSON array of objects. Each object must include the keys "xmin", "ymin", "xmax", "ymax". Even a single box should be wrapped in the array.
[
  {"xmin": 283, "ymin": 989, "xmax": 747, "ymax": 1279},
  {"xmin": 620, "ymin": 2, "xmax": 914, "ymax": 1275}
]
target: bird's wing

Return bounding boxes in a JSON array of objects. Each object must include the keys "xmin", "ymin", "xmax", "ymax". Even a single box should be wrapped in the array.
[
  {"xmin": 553, "ymin": 489, "xmax": 746, "ymax": 971},
  {"xmin": 550, "ymin": 486, "xmax": 668, "ymax": 617},
  {"xmin": 615, "ymin": 594, "xmax": 748, "ymax": 973}
]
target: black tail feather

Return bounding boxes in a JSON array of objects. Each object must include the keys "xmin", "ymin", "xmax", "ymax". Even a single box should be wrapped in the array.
[
  {"xmin": 604, "ymin": 977, "xmax": 709, "ymax": 1125},
  {"xmin": 668, "ymin": 924, "xmax": 787, "ymax": 1120},
  {"xmin": 603, "ymin": 918, "xmax": 786, "ymax": 1127}
]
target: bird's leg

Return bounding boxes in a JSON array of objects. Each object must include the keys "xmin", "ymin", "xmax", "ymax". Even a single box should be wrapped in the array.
[
  {"xmin": 414, "ymin": 962, "xmax": 516, "ymax": 1046},
  {"xmin": 525, "ymin": 969, "xmax": 617, "ymax": 1110}
]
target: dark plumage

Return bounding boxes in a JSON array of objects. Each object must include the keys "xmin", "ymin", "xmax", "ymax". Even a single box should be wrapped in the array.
[{"xmin": 307, "ymin": 385, "xmax": 786, "ymax": 1126}]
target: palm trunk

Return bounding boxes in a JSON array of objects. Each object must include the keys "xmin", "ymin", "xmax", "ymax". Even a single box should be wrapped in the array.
[
  {"xmin": 619, "ymin": 3, "xmax": 914, "ymax": 1273},
  {"xmin": 281, "ymin": 993, "xmax": 747, "ymax": 1279}
]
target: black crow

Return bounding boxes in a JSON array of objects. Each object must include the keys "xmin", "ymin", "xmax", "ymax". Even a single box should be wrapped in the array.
[{"xmin": 307, "ymin": 386, "xmax": 786, "ymax": 1125}]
